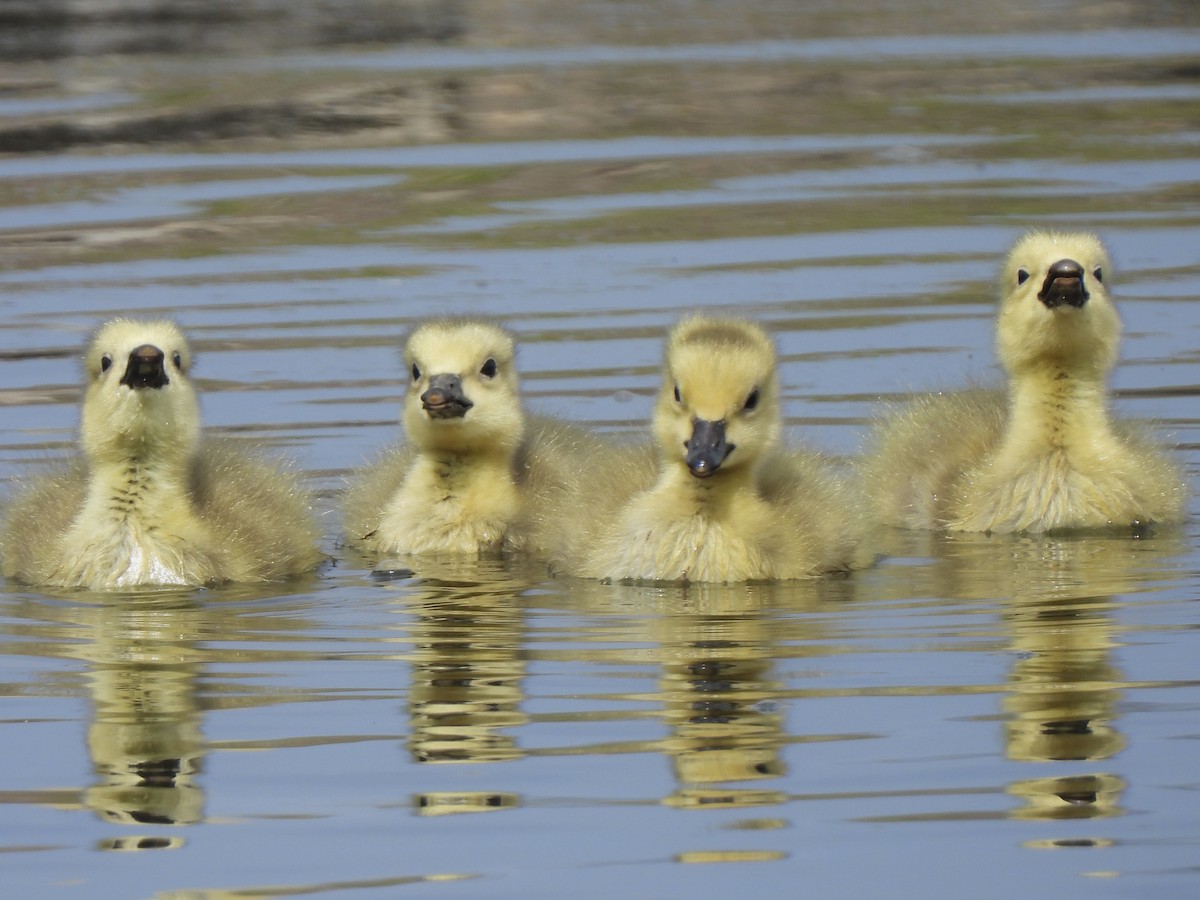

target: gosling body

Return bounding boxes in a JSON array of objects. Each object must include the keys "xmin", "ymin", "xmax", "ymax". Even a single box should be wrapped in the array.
[
  {"xmin": 343, "ymin": 320, "xmax": 600, "ymax": 558},
  {"xmin": 568, "ymin": 316, "xmax": 861, "ymax": 583},
  {"xmin": 863, "ymin": 232, "xmax": 1186, "ymax": 533},
  {"xmin": 1, "ymin": 320, "xmax": 322, "ymax": 589}
]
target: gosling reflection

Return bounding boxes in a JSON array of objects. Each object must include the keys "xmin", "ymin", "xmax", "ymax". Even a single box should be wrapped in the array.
[
  {"xmin": 1005, "ymin": 593, "xmax": 1123, "ymax": 766},
  {"xmin": 659, "ymin": 647, "xmax": 787, "ymax": 811},
  {"xmin": 601, "ymin": 581, "xmax": 816, "ymax": 811},
  {"xmin": 1006, "ymin": 773, "xmax": 1126, "ymax": 821},
  {"xmin": 933, "ymin": 531, "xmax": 1185, "ymax": 821},
  {"xmin": 414, "ymin": 791, "xmax": 519, "ymax": 817},
  {"xmin": 388, "ymin": 558, "xmax": 531, "ymax": 815},
  {"xmin": 561, "ymin": 578, "xmax": 859, "ymax": 815},
  {"xmin": 3, "ymin": 579, "xmax": 323, "ymax": 839},
  {"xmin": 80, "ymin": 595, "xmax": 207, "ymax": 828}
]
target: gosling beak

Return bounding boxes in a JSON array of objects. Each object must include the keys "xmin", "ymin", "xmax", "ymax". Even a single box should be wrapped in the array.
[
  {"xmin": 1038, "ymin": 258, "xmax": 1089, "ymax": 309},
  {"xmin": 421, "ymin": 373, "xmax": 473, "ymax": 419},
  {"xmin": 685, "ymin": 418, "xmax": 734, "ymax": 478},
  {"xmin": 120, "ymin": 344, "xmax": 169, "ymax": 390}
]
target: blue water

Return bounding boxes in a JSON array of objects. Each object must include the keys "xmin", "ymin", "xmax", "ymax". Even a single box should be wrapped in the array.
[{"xmin": 1, "ymin": 5, "xmax": 1199, "ymax": 899}]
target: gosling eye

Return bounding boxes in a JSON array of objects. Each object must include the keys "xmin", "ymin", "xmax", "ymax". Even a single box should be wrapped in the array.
[
  {"xmin": 744, "ymin": 388, "xmax": 760, "ymax": 411},
  {"xmin": 411, "ymin": 363, "xmax": 421, "ymax": 381},
  {"xmin": 100, "ymin": 354, "xmax": 113, "ymax": 374},
  {"xmin": 171, "ymin": 351, "xmax": 183, "ymax": 370},
  {"xmin": 1016, "ymin": 268, "xmax": 1030, "ymax": 285},
  {"xmin": 480, "ymin": 358, "xmax": 497, "ymax": 378},
  {"xmin": 1093, "ymin": 266, "xmax": 1103, "ymax": 283},
  {"xmin": 673, "ymin": 384, "xmax": 682, "ymax": 403}
]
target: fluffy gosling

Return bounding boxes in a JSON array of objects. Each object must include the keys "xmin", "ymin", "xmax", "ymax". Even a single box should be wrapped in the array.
[
  {"xmin": 1, "ymin": 319, "xmax": 323, "ymax": 589},
  {"xmin": 861, "ymin": 231, "xmax": 1187, "ymax": 533},
  {"xmin": 565, "ymin": 316, "xmax": 862, "ymax": 582},
  {"xmin": 343, "ymin": 319, "xmax": 602, "ymax": 559}
]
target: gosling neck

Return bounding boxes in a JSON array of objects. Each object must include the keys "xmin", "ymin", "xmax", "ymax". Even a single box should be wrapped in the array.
[
  {"xmin": 416, "ymin": 441, "xmax": 518, "ymax": 491},
  {"xmin": 1000, "ymin": 361, "xmax": 1117, "ymax": 458},
  {"xmin": 84, "ymin": 447, "xmax": 196, "ymax": 523},
  {"xmin": 660, "ymin": 454, "xmax": 758, "ymax": 510}
]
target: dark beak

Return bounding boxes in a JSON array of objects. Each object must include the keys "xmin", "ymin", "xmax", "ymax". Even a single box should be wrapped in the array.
[
  {"xmin": 120, "ymin": 344, "xmax": 169, "ymax": 390},
  {"xmin": 1038, "ymin": 258, "xmax": 1089, "ymax": 309},
  {"xmin": 685, "ymin": 418, "xmax": 734, "ymax": 478},
  {"xmin": 421, "ymin": 373, "xmax": 473, "ymax": 419}
]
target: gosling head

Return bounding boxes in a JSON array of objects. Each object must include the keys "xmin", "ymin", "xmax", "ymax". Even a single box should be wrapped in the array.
[
  {"xmin": 656, "ymin": 316, "xmax": 781, "ymax": 479},
  {"xmin": 402, "ymin": 320, "xmax": 524, "ymax": 455},
  {"xmin": 997, "ymin": 231, "xmax": 1120, "ymax": 377},
  {"xmin": 81, "ymin": 319, "xmax": 199, "ymax": 467}
]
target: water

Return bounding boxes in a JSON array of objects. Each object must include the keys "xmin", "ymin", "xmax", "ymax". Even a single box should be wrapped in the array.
[{"xmin": 2, "ymin": 2, "xmax": 1200, "ymax": 897}]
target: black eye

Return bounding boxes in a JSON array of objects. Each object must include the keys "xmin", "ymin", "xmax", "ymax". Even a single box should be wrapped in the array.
[
  {"xmin": 480, "ymin": 358, "xmax": 497, "ymax": 378},
  {"xmin": 1093, "ymin": 267, "xmax": 1103, "ymax": 283},
  {"xmin": 1017, "ymin": 268, "xmax": 1030, "ymax": 285},
  {"xmin": 411, "ymin": 363, "xmax": 421, "ymax": 381},
  {"xmin": 673, "ymin": 384, "xmax": 682, "ymax": 403},
  {"xmin": 100, "ymin": 354, "xmax": 112, "ymax": 373},
  {"xmin": 172, "ymin": 352, "xmax": 182, "ymax": 370},
  {"xmin": 744, "ymin": 389, "xmax": 760, "ymax": 411}
]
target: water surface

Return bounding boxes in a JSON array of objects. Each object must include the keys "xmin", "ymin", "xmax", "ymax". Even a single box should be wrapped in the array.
[{"xmin": 1, "ymin": 2, "xmax": 1199, "ymax": 898}]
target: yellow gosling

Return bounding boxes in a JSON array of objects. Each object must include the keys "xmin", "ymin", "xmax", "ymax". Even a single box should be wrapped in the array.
[
  {"xmin": 569, "ymin": 316, "xmax": 862, "ymax": 582},
  {"xmin": 343, "ymin": 319, "xmax": 602, "ymax": 558},
  {"xmin": 862, "ymin": 231, "xmax": 1187, "ymax": 533},
  {"xmin": 1, "ymin": 319, "xmax": 323, "ymax": 589}
]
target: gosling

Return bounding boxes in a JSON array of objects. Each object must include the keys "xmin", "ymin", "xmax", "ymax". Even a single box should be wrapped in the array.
[
  {"xmin": 342, "ymin": 319, "xmax": 602, "ymax": 558},
  {"xmin": 1, "ymin": 319, "xmax": 323, "ymax": 589},
  {"xmin": 568, "ymin": 316, "xmax": 862, "ymax": 582},
  {"xmin": 862, "ymin": 231, "xmax": 1187, "ymax": 533}
]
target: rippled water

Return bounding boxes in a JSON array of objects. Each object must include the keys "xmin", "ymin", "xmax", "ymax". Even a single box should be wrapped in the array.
[{"xmin": 2, "ymin": 2, "xmax": 1200, "ymax": 898}]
